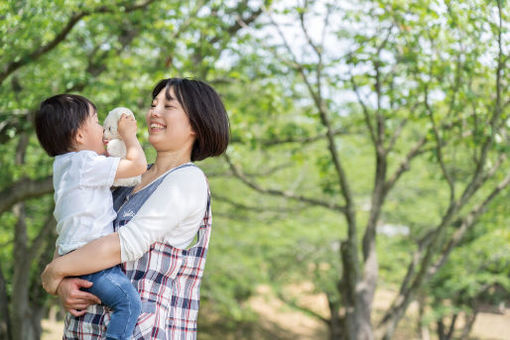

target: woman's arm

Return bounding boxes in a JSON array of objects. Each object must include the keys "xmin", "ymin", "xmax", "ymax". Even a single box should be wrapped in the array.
[
  {"xmin": 117, "ymin": 167, "xmax": 207, "ymax": 262},
  {"xmin": 42, "ymin": 167, "xmax": 207, "ymax": 294},
  {"xmin": 41, "ymin": 233, "xmax": 121, "ymax": 294}
]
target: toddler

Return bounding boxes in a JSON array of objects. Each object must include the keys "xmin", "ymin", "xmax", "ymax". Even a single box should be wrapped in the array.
[{"xmin": 35, "ymin": 94, "xmax": 146, "ymax": 340}]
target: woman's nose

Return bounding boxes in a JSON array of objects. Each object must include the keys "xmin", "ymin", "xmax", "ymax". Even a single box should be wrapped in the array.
[{"xmin": 150, "ymin": 108, "xmax": 161, "ymax": 117}]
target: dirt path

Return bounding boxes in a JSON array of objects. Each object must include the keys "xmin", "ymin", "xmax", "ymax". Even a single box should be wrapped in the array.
[
  {"xmin": 42, "ymin": 284, "xmax": 510, "ymax": 339},
  {"xmin": 247, "ymin": 284, "xmax": 510, "ymax": 340}
]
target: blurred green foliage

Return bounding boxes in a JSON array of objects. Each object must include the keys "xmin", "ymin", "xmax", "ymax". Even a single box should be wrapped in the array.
[{"xmin": 1, "ymin": 0, "xmax": 510, "ymax": 339}]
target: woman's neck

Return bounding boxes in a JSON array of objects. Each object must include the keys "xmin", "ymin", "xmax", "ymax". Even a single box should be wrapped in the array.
[{"xmin": 151, "ymin": 150, "xmax": 191, "ymax": 176}]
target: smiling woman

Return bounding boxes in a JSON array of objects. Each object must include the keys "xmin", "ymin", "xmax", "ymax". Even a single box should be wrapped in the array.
[
  {"xmin": 41, "ymin": 78, "xmax": 230, "ymax": 339},
  {"xmin": 145, "ymin": 86, "xmax": 196, "ymax": 165}
]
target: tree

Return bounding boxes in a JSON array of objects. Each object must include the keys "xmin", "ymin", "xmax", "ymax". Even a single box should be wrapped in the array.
[
  {"xmin": 3, "ymin": 1, "xmax": 510, "ymax": 339},
  {"xmin": 420, "ymin": 203, "xmax": 510, "ymax": 340},
  {"xmin": 219, "ymin": 0, "xmax": 510, "ymax": 338},
  {"xmin": 0, "ymin": 1, "xmax": 265, "ymax": 339}
]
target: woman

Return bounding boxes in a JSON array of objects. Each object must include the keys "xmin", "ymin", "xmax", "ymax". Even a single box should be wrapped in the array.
[{"xmin": 42, "ymin": 78, "xmax": 230, "ymax": 339}]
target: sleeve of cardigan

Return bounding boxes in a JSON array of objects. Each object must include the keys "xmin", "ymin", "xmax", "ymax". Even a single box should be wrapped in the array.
[{"xmin": 117, "ymin": 166, "xmax": 208, "ymax": 262}]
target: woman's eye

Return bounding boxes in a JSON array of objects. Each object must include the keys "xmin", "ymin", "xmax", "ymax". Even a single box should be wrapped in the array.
[{"xmin": 165, "ymin": 105, "xmax": 174, "ymax": 109}]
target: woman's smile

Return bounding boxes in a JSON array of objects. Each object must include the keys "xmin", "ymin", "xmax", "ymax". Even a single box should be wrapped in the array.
[{"xmin": 149, "ymin": 122, "xmax": 166, "ymax": 133}]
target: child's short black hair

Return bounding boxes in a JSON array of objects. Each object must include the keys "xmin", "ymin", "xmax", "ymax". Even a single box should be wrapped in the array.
[
  {"xmin": 35, "ymin": 94, "xmax": 96, "ymax": 157},
  {"xmin": 152, "ymin": 78, "xmax": 230, "ymax": 161}
]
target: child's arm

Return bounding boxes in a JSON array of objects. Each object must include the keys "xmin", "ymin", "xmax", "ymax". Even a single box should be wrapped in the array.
[{"xmin": 115, "ymin": 114, "xmax": 147, "ymax": 179}]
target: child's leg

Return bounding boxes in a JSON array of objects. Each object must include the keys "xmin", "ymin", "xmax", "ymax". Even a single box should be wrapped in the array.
[{"xmin": 81, "ymin": 266, "xmax": 141, "ymax": 340}]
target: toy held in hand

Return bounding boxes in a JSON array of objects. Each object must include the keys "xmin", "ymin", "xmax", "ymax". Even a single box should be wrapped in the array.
[{"xmin": 103, "ymin": 107, "xmax": 142, "ymax": 187}]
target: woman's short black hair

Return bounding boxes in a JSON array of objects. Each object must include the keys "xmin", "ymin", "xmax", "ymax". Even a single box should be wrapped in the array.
[
  {"xmin": 152, "ymin": 78, "xmax": 230, "ymax": 161},
  {"xmin": 35, "ymin": 94, "xmax": 96, "ymax": 157}
]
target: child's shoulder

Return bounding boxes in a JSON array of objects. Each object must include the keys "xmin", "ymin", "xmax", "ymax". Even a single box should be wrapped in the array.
[{"xmin": 55, "ymin": 150, "xmax": 107, "ymax": 171}]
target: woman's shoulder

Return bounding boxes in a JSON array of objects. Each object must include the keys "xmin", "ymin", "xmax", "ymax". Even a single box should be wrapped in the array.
[
  {"xmin": 144, "ymin": 164, "xmax": 209, "ymax": 212},
  {"xmin": 160, "ymin": 163, "xmax": 208, "ymax": 191},
  {"xmin": 167, "ymin": 163, "xmax": 206, "ymax": 179}
]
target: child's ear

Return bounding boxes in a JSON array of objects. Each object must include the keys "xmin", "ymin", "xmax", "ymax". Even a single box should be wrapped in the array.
[{"xmin": 74, "ymin": 128, "xmax": 85, "ymax": 146}]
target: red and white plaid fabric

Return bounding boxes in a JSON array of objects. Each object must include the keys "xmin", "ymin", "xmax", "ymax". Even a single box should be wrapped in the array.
[{"xmin": 63, "ymin": 164, "xmax": 211, "ymax": 339}]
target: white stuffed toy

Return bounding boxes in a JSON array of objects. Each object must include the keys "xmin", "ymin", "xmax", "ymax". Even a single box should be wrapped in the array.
[{"xmin": 103, "ymin": 107, "xmax": 142, "ymax": 187}]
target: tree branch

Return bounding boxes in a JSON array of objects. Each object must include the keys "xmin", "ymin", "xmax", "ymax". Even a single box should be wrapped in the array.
[
  {"xmin": 224, "ymin": 154, "xmax": 346, "ymax": 213},
  {"xmin": 425, "ymin": 85, "xmax": 455, "ymax": 203},
  {"xmin": 460, "ymin": 0, "xmax": 505, "ymax": 206},
  {"xmin": 28, "ymin": 205, "xmax": 56, "ymax": 261},
  {"xmin": 268, "ymin": 8, "xmax": 357, "ymax": 237},
  {"xmin": 210, "ymin": 3, "xmax": 262, "ymax": 46},
  {"xmin": 230, "ymin": 126, "xmax": 353, "ymax": 147},
  {"xmin": 386, "ymin": 118, "xmax": 408, "ymax": 153},
  {"xmin": 0, "ymin": 176, "xmax": 53, "ymax": 215},
  {"xmin": 384, "ymin": 136, "xmax": 428, "ymax": 194},
  {"xmin": 0, "ymin": 0, "xmax": 158, "ymax": 85},
  {"xmin": 275, "ymin": 290, "xmax": 330, "ymax": 325},
  {"xmin": 350, "ymin": 73, "xmax": 377, "ymax": 146},
  {"xmin": 212, "ymin": 192, "xmax": 306, "ymax": 214},
  {"xmin": 430, "ymin": 169, "xmax": 510, "ymax": 276}
]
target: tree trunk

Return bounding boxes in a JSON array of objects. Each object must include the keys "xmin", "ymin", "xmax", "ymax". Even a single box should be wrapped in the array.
[
  {"xmin": 417, "ymin": 293, "xmax": 430, "ymax": 340},
  {"xmin": 460, "ymin": 311, "xmax": 478, "ymax": 340},
  {"xmin": 436, "ymin": 314, "xmax": 457, "ymax": 340},
  {"xmin": 0, "ymin": 261, "xmax": 12, "ymax": 339},
  {"xmin": 354, "ymin": 309, "xmax": 374, "ymax": 340},
  {"xmin": 29, "ymin": 229, "xmax": 58, "ymax": 340},
  {"xmin": 11, "ymin": 134, "xmax": 40, "ymax": 340},
  {"xmin": 339, "ymin": 242, "xmax": 374, "ymax": 340},
  {"xmin": 436, "ymin": 319, "xmax": 446, "ymax": 340},
  {"xmin": 11, "ymin": 203, "xmax": 38, "ymax": 340},
  {"xmin": 328, "ymin": 298, "xmax": 343, "ymax": 340},
  {"xmin": 446, "ymin": 313, "xmax": 457, "ymax": 340},
  {"xmin": 11, "ymin": 203, "xmax": 45, "ymax": 340}
]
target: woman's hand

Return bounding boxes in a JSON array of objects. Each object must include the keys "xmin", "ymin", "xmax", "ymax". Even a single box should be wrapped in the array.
[
  {"xmin": 41, "ymin": 262, "xmax": 65, "ymax": 295},
  {"xmin": 57, "ymin": 278, "xmax": 102, "ymax": 317}
]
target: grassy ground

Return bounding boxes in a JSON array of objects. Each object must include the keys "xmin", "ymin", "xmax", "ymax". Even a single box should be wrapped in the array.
[{"xmin": 42, "ymin": 285, "xmax": 510, "ymax": 340}]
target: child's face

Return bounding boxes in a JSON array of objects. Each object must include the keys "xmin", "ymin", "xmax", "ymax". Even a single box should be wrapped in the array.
[{"xmin": 74, "ymin": 107, "xmax": 106, "ymax": 155}]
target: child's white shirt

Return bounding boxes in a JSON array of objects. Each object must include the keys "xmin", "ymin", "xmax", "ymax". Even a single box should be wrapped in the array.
[{"xmin": 53, "ymin": 150, "xmax": 120, "ymax": 255}]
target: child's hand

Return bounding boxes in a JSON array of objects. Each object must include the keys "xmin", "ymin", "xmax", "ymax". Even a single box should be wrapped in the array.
[{"xmin": 117, "ymin": 113, "xmax": 137, "ymax": 141}]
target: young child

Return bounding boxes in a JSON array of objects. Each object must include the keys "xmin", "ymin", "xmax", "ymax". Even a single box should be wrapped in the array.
[{"xmin": 35, "ymin": 94, "xmax": 146, "ymax": 340}]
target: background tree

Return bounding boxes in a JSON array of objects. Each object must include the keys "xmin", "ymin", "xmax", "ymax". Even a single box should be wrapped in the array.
[
  {"xmin": 0, "ymin": 0, "xmax": 264, "ymax": 339},
  {"xmin": 419, "ymin": 201, "xmax": 510, "ymax": 340},
  {"xmin": 2, "ymin": 0, "xmax": 510, "ymax": 340},
  {"xmin": 215, "ymin": 0, "xmax": 510, "ymax": 339}
]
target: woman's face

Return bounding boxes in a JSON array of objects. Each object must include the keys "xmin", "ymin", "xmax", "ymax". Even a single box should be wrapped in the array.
[{"xmin": 147, "ymin": 87, "xmax": 195, "ymax": 154}]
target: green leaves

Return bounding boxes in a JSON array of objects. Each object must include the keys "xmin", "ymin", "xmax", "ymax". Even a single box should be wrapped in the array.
[{"xmin": 2, "ymin": 0, "xmax": 510, "ymax": 337}]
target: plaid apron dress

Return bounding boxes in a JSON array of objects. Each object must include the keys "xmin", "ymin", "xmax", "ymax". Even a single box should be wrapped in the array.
[{"xmin": 63, "ymin": 164, "xmax": 211, "ymax": 339}]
